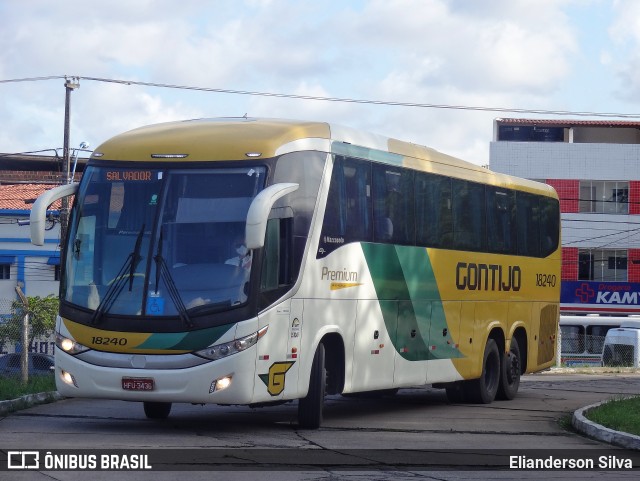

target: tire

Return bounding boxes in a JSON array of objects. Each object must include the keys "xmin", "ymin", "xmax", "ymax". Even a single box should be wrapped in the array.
[
  {"xmin": 143, "ymin": 401, "xmax": 172, "ymax": 419},
  {"xmin": 465, "ymin": 338, "xmax": 500, "ymax": 404},
  {"xmin": 497, "ymin": 337, "xmax": 521, "ymax": 401},
  {"xmin": 298, "ymin": 343, "xmax": 326, "ymax": 429}
]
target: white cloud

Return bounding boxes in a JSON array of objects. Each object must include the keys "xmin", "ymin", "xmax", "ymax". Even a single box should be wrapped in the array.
[
  {"xmin": 608, "ymin": 0, "xmax": 640, "ymax": 102},
  {"xmin": 0, "ymin": 0, "xmax": 606, "ymax": 164},
  {"xmin": 336, "ymin": 0, "xmax": 576, "ymax": 94}
]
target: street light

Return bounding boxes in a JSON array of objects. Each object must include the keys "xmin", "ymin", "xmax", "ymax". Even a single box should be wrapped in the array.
[{"xmin": 69, "ymin": 141, "xmax": 90, "ymax": 183}]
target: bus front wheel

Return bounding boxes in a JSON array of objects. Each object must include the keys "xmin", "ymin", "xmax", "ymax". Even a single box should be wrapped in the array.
[
  {"xmin": 143, "ymin": 401, "xmax": 172, "ymax": 419},
  {"xmin": 497, "ymin": 337, "xmax": 521, "ymax": 400},
  {"xmin": 298, "ymin": 342, "xmax": 326, "ymax": 429},
  {"xmin": 465, "ymin": 338, "xmax": 500, "ymax": 404}
]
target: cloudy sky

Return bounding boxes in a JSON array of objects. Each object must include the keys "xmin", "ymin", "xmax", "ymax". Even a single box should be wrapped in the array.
[{"xmin": 1, "ymin": 0, "xmax": 640, "ymax": 165}]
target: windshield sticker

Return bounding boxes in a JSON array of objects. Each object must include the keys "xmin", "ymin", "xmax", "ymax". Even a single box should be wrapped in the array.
[{"xmin": 146, "ymin": 296, "xmax": 165, "ymax": 315}]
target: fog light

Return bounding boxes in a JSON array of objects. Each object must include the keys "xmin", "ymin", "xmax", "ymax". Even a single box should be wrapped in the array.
[
  {"xmin": 210, "ymin": 375, "xmax": 232, "ymax": 393},
  {"xmin": 60, "ymin": 370, "xmax": 78, "ymax": 387}
]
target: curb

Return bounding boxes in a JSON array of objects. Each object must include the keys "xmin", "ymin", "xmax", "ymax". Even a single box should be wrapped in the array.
[
  {"xmin": 0, "ymin": 391, "xmax": 64, "ymax": 416},
  {"xmin": 573, "ymin": 399, "xmax": 640, "ymax": 450}
]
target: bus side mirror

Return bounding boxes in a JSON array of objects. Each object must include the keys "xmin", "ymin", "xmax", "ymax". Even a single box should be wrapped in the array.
[
  {"xmin": 245, "ymin": 183, "xmax": 299, "ymax": 250},
  {"xmin": 30, "ymin": 183, "xmax": 79, "ymax": 246}
]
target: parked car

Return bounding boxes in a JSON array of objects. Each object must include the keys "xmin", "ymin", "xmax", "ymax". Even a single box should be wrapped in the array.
[
  {"xmin": 602, "ymin": 320, "xmax": 640, "ymax": 367},
  {"xmin": 0, "ymin": 353, "xmax": 55, "ymax": 377}
]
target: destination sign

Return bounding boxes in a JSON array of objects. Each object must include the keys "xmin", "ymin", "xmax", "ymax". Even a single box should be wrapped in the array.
[{"xmin": 105, "ymin": 171, "xmax": 154, "ymax": 182}]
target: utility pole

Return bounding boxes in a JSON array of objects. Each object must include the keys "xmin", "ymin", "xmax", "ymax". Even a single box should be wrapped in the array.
[
  {"xmin": 60, "ymin": 77, "xmax": 80, "ymax": 243},
  {"xmin": 15, "ymin": 284, "xmax": 29, "ymax": 385}
]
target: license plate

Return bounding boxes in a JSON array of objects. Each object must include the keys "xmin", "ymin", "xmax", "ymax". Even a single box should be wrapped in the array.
[{"xmin": 122, "ymin": 377, "xmax": 154, "ymax": 391}]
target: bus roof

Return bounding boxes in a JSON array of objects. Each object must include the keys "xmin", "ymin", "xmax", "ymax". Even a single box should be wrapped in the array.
[
  {"xmin": 92, "ymin": 117, "xmax": 556, "ymax": 197},
  {"xmin": 560, "ymin": 315, "xmax": 634, "ymax": 326}
]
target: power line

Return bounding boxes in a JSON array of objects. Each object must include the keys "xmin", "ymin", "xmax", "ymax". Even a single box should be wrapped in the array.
[
  {"xmin": 3, "ymin": 75, "xmax": 640, "ymax": 118},
  {"xmin": 0, "ymin": 76, "xmax": 66, "ymax": 84},
  {"xmin": 0, "ymin": 149, "xmax": 62, "ymax": 160}
]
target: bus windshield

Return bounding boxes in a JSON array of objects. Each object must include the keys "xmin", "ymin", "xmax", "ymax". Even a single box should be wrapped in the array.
[{"xmin": 63, "ymin": 164, "xmax": 266, "ymax": 318}]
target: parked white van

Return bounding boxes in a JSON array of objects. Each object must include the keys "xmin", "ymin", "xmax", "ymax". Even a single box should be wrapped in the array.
[{"xmin": 602, "ymin": 320, "xmax": 640, "ymax": 367}]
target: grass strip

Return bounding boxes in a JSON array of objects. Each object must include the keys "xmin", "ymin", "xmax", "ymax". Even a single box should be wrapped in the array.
[
  {"xmin": 585, "ymin": 396, "xmax": 640, "ymax": 436},
  {"xmin": 0, "ymin": 375, "xmax": 56, "ymax": 401}
]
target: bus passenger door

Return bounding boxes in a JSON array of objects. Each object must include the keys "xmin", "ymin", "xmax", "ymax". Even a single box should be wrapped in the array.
[
  {"xmin": 287, "ymin": 298, "xmax": 303, "ymax": 386},
  {"xmin": 350, "ymin": 299, "xmax": 396, "ymax": 392},
  {"xmin": 254, "ymin": 299, "xmax": 298, "ymax": 402}
]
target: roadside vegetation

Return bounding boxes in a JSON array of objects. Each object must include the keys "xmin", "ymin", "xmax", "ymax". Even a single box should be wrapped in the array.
[
  {"xmin": 584, "ymin": 396, "xmax": 640, "ymax": 437},
  {"xmin": 0, "ymin": 375, "xmax": 55, "ymax": 401}
]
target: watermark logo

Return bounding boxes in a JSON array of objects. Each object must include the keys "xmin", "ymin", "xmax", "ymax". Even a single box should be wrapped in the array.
[{"xmin": 8, "ymin": 451, "xmax": 39, "ymax": 470}]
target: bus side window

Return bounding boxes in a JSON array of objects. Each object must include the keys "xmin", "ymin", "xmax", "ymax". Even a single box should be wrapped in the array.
[
  {"xmin": 560, "ymin": 325, "xmax": 584, "ymax": 354},
  {"xmin": 486, "ymin": 187, "xmax": 516, "ymax": 254},
  {"xmin": 517, "ymin": 192, "xmax": 541, "ymax": 257},
  {"xmin": 452, "ymin": 179, "xmax": 486, "ymax": 252},
  {"xmin": 539, "ymin": 197, "xmax": 560, "ymax": 256},
  {"xmin": 318, "ymin": 156, "xmax": 371, "ymax": 257},
  {"xmin": 415, "ymin": 172, "xmax": 452, "ymax": 248},
  {"xmin": 372, "ymin": 164, "xmax": 414, "ymax": 245}
]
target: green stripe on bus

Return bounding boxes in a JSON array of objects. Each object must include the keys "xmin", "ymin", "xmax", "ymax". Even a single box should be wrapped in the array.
[
  {"xmin": 137, "ymin": 324, "xmax": 233, "ymax": 351},
  {"xmin": 361, "ymin": 243, "xmax": 462, "ymax": 361}
]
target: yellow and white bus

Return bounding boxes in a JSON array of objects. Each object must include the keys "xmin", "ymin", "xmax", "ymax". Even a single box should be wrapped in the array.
[{"xmin": 30, "ymin": 118, "xmax": 560, "ymax": 428}]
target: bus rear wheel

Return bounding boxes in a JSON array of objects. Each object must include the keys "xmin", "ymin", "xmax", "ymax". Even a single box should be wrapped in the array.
[
  {"xmin": 497, "ymin": 337, "xmax": 521, "ymax": 400},
  {"xmin": 143, "ymin": 401, "xmax": 172, "ymax": 419},
  {"xmin": 465, "ymin": 338, "xmax": 500, "ymax": 404},
  {"xmin": 298, "ymin": 342, "xmax": 326, "ymax": 429}
]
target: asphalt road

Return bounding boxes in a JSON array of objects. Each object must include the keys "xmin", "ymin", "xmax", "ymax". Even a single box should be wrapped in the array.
[{"xmin": 1, "ymin": 371, "xmax": 639, "ymax": 480}]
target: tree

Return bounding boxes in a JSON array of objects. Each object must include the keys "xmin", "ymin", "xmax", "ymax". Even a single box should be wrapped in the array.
[{"xmin": 0, "ymin": 295, "xmax": 59, "ymax": 348}]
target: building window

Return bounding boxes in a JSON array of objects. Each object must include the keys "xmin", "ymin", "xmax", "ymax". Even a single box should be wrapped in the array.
[
  {"xmin": 578, "ymin": 249, "xmax": 627, "ymax": 282},
  {"xmin": 579, "ymin": 181, "xmax": 628, "ymax": 214},
  {"xmin": 0, "ymin": 264, "xmax": 10, "ymax": 280},
  {"xmin": 497, "ymin": 125, "xmax": 565, "ymax": 142}
]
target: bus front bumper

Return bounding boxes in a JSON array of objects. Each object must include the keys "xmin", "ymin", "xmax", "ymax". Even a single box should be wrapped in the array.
[{"xmin": 54, "ymin": 347, "xmax": 257, "ymax": 405}]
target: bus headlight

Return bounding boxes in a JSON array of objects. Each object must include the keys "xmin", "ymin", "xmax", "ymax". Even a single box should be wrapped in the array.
[
  {"xmin": 196, "ymin": 326, "xmax": 268, "ymax": 361},
  {"xmin": 56, "ymin": 333, "xmax": 89, "ymax": 355}
]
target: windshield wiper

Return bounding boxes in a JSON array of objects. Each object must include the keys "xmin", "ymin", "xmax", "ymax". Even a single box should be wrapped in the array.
[
  {"xmin": 153, "ymin": 229, "xmax": 194, "ymax": 329},
  {"xmin": 91, "ymin": 225, "xmax": 145, "ymax": 325}
]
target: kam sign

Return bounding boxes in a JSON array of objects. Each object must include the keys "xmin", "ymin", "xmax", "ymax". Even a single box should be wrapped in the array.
[{"xmin": 561, "ymin": 281, "xmax": 640, "ymax": 314}]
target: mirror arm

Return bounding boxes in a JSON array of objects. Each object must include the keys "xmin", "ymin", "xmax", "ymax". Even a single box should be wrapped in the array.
[
  {"xmin": 245, "ymin": 183, "xmax": 299, "ymax": 249},
  {"xmin": 30, "ymin": 183, "xmax": 79, "ymax": 245}
]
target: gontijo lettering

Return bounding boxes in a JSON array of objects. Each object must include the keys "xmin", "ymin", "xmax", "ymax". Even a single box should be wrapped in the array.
[{"xmin": 456, "ymin": 262, "xmax": 521, "ymax": 291}]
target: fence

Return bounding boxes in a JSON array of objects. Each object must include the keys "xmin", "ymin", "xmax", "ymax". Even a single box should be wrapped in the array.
[
  {"xmin": 559, "ymin": 331, "xmax": 608, "ymax": 366},
  {"xmin": 0, "ymin": 298, "xmax": 56, "ymax": 357},
  {"xmin": 602, "ymin": 334, "xmax": 639, "ymax": 367}
]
